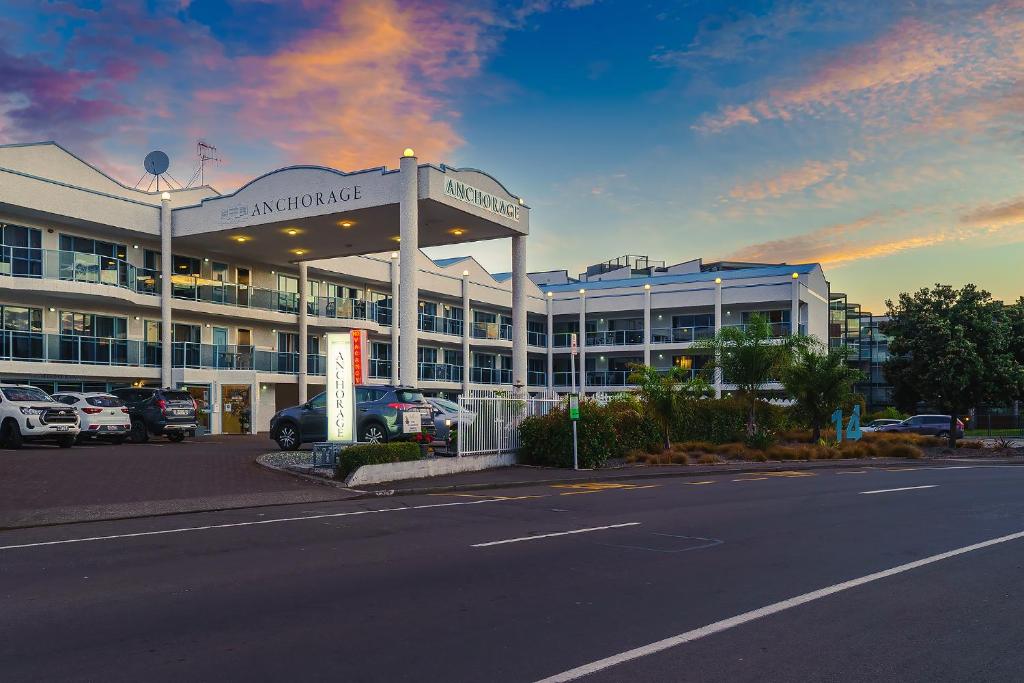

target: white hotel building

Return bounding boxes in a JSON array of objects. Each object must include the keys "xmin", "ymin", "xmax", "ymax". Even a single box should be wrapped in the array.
[{"xmin": 0, "ymin": 142, "xmax": 830, "ymax": 435}]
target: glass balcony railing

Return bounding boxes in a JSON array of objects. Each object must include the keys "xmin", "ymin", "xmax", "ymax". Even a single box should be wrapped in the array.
[
  {"xmin": 471, "ymin": 322, "xmax": 503, "ymax": 340},
  {"xmin": 650, "ymin": 326, "xmax": 715, "ymax": 344},
  {"xmin": 585, "ymin": 370, "xmax": 634, "ymax": 387},
  {"xmin": 376, "ymin": 305, "xmax": 393, "ymax": 326},
  {"xmin": 470, "ymin": 367, "xmax": 512, "ymax": 384},
  {"xmin": 419, "ymin": 314, "xmax": 463, "ymax": 336},
  {"xmin": 0, "ymin": 247, "xmax": 159, "ymax": 294},
  {"xmin": 527, "ymin": 330, "xmax": 547, "ymax": 347},
  {"xmin": 552, "ymin": 332, "xmax": 576, "ymax": 348},
  {"xmin": 527, "ymin": 370, "xmax": 547, "ymax": 387},
  {"xmin": 586, "ymin": 330, "xmax": 645, "ymax": 346},
  {"xmin": 172, "ymin": 278, "xmax": 299, "ymax": 314},
  {"xmin": 418, "ymin": 362, "xmax": 463, "ymax": 382},
  {"xmin": 722, "ymin": 322, "xmax": 792, "ymax": 338},
  {"xmin": 311, "ymin": 297, "xmax": 378, "ymax": 322},
  {"xmin": 552, "ymin": 371, "xmax": 578, "ymax": 386}
]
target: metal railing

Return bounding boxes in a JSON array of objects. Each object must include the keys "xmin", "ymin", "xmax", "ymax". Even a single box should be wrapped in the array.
[
  {"xmin": 457, "ymin": 391, "xmax": 561, "ymax": 456},
  {"xmin": 722, "ymin": 321, "xmax": 793, "ymax": 337},
  {"xmin": 312, "ymin": 296, "xmax": 378, "ymax": 322},
  {"xmin": 527, "ymin": 330, "xmax": 547, "ymax": 347},
  {"xmin": 471, "ymin": 322, "xmax": 512, "ymax": 341},
  {"xmin": 552, "ymin": 332, "xmax": 576, "ymax": 348},
  {"xmin": 650, "ymin": 326, "xmax": 715, "ymax": 343},
  {"xmin": 585, "ymin": 330, "xmax": 645, "ymax": 346},
  {"xmin": 419, "ymin": 313, "xmax": 463, "ymax": 336},
  {"xmin": 418, "ymin": 362, "xmax": 463, "ymax": 382},
  {"xmin": 470, "ymin": 367, "xmax": 512, "ymax": 384},
  {"xmin": 0, "ymin": 247, "xmax": 160, "ymax": 294},
  {"xmin": 527, "ymin": 370, "xmax": 547, "ymax": 386}
]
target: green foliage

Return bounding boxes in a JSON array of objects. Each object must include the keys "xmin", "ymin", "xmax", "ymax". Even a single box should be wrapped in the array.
[
  {"xmin": 518, "ymin": 400, "xmax": 617, "ymax": 469},
  {"xmin": 864, "ymin": 406, "xmax": 908, "ymax": 423},
  {"xmin": 670, "ymin": 397, "xmax": 792, "ymax": 444},
  {"xmin": 336, "ymin": 442, "xmax": 422, "ymax": 478},
  {"xmin": 696, "ymin": 314, "xmax": 805, "ymax": 435},
  {"xmin": 780, "ymin": 340, "xmax": 864, "ymax": 442},
  {"xmin": 605, "ymin": 394, "xmax": 663, "ymax": 454},
  {"xmin": 745, "ymin": 429, "xmax": 776, "ymax": 450},
  {"xmin": 884, "ymin": 284, "xmax": 1024, "ymax": 445},
  {"xmin": 627, "ymin": 364, "xmax": 712, "ymax": 449}
]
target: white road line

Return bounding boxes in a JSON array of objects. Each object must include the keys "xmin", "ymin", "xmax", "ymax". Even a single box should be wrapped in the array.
[
  {"xmin": 535, "ymin": 528, "xmax": 1024, "ymax": 682},
  {"xmin": 0, "ymin": 497, "xmax": 534, "ymax": 552},
  {"xmin": 471, "ymin": 522, "xmax": 641, "ymax": 548},
  {"xmin": 859, "ymin": 485, "xmax": 938, "ymax": 495}
]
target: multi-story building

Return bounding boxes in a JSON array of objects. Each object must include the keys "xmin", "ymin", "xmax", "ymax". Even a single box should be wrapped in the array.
[
  {"xmin": 829, "ymin": 293, "xmax": 893, "ymax": 411},
  {"xmin": 0, "ymin": 142, "xmax": 832, "ymax": 435}
]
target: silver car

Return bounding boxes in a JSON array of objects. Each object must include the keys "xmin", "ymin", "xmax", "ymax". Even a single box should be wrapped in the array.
[{"xmin": 426, "ymin": 397, "xmax": 476, "ymax": 443}]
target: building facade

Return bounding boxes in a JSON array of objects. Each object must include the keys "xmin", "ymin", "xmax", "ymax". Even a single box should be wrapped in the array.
[
  {"xmin": 829, "ymin": 293, "xmax": 893, "ymax": 411},
  {"xmin": 0, "ymin": 143, "xmax": 832, "ymax": 434}
]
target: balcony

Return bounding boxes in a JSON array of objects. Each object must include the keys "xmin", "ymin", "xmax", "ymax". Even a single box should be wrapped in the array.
[
  {"xmin": 312, "ymin": 297, "xmax": 378, "ymax": 322},
  {"xmin": 552, "ymin": 332, "xmax": 575, "ymax": 348},
  {"xmin": 650, "ymin": 326, "xmax": 715, "ymax": 344},
  {"xmin": 527, "ymin": 370, "xmax": 547, "ymax": 387},
  {"xmin": 722, "ymin": 322, "xmax": 793, "ymax": 338},
  {"xmin": 0, "ymin": 247, "xmax": 159, "ymax": 295},
  {"xmin": 528, "ymin": 330, "xmax": 547, "ymax": 347},
  {"xmin": 419, "ymin": 313, "xmax": 463, "ymax": 337},
  {"xmin": 471, "ymin": 322, "xmax": 512, "ymax": 341},
  {"xmin": 586, "ymin": 330, "xmax": 645, "ymax": 347},
  {"xmin": 470, "ymin": 367, "xmax": 512, "ymax": 384},
  {"xmin": 418, "ymin": 362, "xmax": 463, "ymax": 382},
  {"xmin": 585, "ymin": 370, "xmax": 633, "ymax": 387}
]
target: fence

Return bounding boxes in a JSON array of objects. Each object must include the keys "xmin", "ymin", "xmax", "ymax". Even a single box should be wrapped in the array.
[{"xmin": 457, "ymin": 389, "xmax": 562, "ymax": 456}]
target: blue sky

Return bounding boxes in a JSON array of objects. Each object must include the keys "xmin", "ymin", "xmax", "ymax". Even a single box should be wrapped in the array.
[{"xmin": 2, "ymin": 0, "xmax": 1022, "ymax": 311}]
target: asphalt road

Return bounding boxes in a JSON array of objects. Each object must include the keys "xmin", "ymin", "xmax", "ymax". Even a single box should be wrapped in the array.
[{"xmin": 2, "ymin": 464, "xmax": 1024, "ymax": 682}]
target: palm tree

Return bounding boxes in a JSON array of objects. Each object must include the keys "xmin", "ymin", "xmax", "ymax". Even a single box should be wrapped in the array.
[
  {"xmin": 780, "ymin": 341, "xmax": 865, "ymax": 442},
  {"xmin": 628, "ymin": 364, "xmax": 711, "ymax": 450},
  {"xmin": 696, "ymin": 314, "xmax": 803, "ymax": 436}
]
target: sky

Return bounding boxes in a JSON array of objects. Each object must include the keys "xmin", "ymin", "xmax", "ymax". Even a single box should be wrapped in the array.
[{"xmin": 1, "ymin": 0, "xmax": 1023, "ymax": 312}]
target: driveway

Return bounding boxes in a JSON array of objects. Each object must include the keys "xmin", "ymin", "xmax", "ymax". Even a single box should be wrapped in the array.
[{"xmin": 0, "ymin": 434, "xmax": 354, "ymax": 529}]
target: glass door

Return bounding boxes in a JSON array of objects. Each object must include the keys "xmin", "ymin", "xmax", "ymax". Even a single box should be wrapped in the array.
[
  {"xmin": 182, "ymin": 384, "xmax": 212, "ymax": 434},
  {"xmin": 220, "ymin": 384, "xmax": 251, "ymax": 435}
]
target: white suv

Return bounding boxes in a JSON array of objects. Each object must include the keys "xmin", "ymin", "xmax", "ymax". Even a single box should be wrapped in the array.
[{"xmin": 0, "ymin": 384, "xmax": 80, "ymax": 449}]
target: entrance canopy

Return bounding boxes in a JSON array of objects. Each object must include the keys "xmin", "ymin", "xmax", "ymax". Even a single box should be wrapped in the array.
[{"xmin": 172, "ymin": 162, "xmax": 529, "ymax": 264}]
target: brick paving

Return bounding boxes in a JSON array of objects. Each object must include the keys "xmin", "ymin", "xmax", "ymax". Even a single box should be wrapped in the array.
[{"xmin": 0, "ymin": 435, "xmax": 353, "ymax": 528}]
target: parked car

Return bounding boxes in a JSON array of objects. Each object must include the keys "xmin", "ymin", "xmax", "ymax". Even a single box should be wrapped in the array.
[
  {"xmin": 861, "ymin": 418, "xmax": 903, "ymax": 432},
  {"xmin": 270, "ymin": 385, "xmax": 434, "ymax": 450},
  {"xmin": 0, "ymin": 384, "xmax": 79, "ymax": 449},
  {"xmin": 51, "ymin": 392, "xmax": 132, "ymax": 444},
  {"xmin": 110, "ymin": 387, "xmax": 199, "ymax": 443},
  {"xmin": 425, "ymin": 397, "xmax": 477, "ymax": 443},
  {"xmin": 877, "ymin": 414, "xmax": 964, "ymax": 438}
]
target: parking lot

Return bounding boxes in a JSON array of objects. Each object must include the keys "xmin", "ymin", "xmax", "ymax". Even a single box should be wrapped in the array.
[{"xmin": 0, "ymin": 434, "xmax": 351, "ymax": 529}]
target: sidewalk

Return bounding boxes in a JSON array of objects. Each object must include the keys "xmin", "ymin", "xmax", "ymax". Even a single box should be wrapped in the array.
[{"xmin": 357, "ymin": 456, "xmax": 1024, "ymax": 496}]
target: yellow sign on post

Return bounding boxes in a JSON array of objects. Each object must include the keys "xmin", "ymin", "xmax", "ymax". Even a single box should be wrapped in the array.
[{"xmin": 326, "ymin": 332, "xmax": 355, "ymax": 443}]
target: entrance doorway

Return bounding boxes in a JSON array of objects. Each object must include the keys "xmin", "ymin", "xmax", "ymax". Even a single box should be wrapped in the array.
[
  {"xmin": 236, "ymin": 268, "xmax": 250, "ymax": 307},
  {"xmin": 182, "ymin": 384, "xmax": 212, "ymax": 434},
  {"xmin": 220, "ymin": 384, "xmax": 252, "ymax": 434}
]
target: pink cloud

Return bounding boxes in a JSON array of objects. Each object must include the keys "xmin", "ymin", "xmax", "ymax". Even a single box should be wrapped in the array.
[{"xmin": 729, "ymin": 158, "xmax": 848, "ymax": 201}]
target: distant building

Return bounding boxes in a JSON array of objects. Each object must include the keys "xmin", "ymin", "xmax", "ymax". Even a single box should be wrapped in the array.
[{"xmin": 829, "ymin": 293, "xmax": 892, "ymax": 411}]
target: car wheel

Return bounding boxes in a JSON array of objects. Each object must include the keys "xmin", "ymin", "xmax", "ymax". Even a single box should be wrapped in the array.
[
  {"xmin": 57, "ymin": 435, "xmax": 75, "ymax": 449},
  {"xmin": 275, "ymin": 423, "xmax": 300, "ymax": 450},
  {"xmin": 167, "ymin": 432, "xmax": 186, "ymax": 443},
  {"xmin": 360, "ymin": 422, "xmax": 388, "ymax": 444},
  {"xmin": 1, "ymin": 419, "xmax": 23, "ymax": 449},
  {"xmin": 129, "ymin": 419, "xmax": 149, "ymax": 444}
]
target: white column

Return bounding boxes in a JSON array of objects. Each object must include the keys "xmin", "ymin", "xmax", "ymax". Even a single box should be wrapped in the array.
[
  {"xmin": 643, "ymin": 284, "xmax": 651, "ymax": 367},
  {"xmin": 461, "ymin": 270, "xmax": 471, "ymax": 396},
  {"xmin": 791, "ymin": 273, "xmax": 801, "ymax": 335},
  {"xmin": 390, "ymin": 253, "xmax": 400, "ymax": 384},
  {"xmin": 399, "ymin": 150, "xmax": 419, "ymax": 387},
  {"xmin": 511, "ymin": 235, "xmax": 528, "ymax": 391},
  {"xmin": 160, "ymin": 192, "xmax": 173, "ymax": 387},
  {"xmin": 298, "ymin": 261, "xmax": 309, "ymax": 404},
  {"xmin": 714, "ymin": 277, "xmax": 723, "ymax": 399},
  {"xmin": 546, "ymin": 293, "xmax": 554, "ymax": 391},
  {"xmin": 578, "ymin": 289, "xmax": 586, "ymax": 394}
]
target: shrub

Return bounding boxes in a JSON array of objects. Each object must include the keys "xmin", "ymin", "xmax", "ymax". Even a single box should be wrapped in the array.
[
  {"xmin": 518, "ymin": 402, "xmax": 617, "ymax": 469},
  {"xmin": 697, "ymin": 453, "xmax": 724, "ymax": 465},
  {"xmin": 745, "ymin": 429, "xmax": 776, "ymax": 451},
  {"xmin": 336, "ymin": 442, "xmax": 422, "ymax": 478},
  {"xmin": 864, "ymin": 407, "xmax": 909, "ymax": 423},
  {"xmin": 606, "ymin": 397, "xmax": 663, "ymax": 454},
  {"xmin": 876, "ymin": 442, "xmax": 924, "ymax": 459},
  {"xmin": 671, "ymin": 397, "xmax": 794, "ymax": 444},
  {"xmin": 958, "ymin": 440, "xmax": 985, "ymax": 449}
]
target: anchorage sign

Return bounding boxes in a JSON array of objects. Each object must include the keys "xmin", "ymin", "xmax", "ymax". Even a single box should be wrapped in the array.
[
  {"xmin": 444, "ymin": 178, "xmax": 520, "ymax": 222},
  {"xmin": 326, "ymin": 332, "xmax": 356, "ymax": 443}
]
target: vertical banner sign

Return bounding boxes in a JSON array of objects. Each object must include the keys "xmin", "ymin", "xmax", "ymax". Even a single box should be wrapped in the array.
[
  {"xmin": 326, "ymin": 332, "xmax": 355, "ymax": 443},
  {"xmin": 351, "ymin": 329, "xmax": 368, "ymax": 385},
  {"xmin": 570, "ymin": 333, "xmax": 578, "ymax": 356}
]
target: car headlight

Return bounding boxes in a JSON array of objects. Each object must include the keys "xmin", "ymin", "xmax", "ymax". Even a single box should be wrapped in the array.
[{"xmin": 19, "ymin": 407, "xmax": 45, "ymax": 416}]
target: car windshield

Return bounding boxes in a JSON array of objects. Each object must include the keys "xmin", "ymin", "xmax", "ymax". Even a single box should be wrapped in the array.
[
  {"xmin": 395, "ymin": 390, "xmax": 425, "ymax": 403},
  {"xmin": 2, "ymin": 387, "xmax": 54, "ymax": 402},
  {"xmin": 162, "ymin": 391, "xmax": 193, "ymax": 402},
  {"xmin": 86, "ymin": 395, "xmax": 124, "ymax": 407},
  {"xmin": 431, "ymin": 398, "xmax": 461, "ymax": 412}
]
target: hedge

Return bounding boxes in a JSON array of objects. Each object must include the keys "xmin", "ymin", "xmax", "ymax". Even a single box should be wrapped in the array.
[
  {"xmin": 671, "ymin": 397, "xmax": 793, "ymax": 444},
  {"xmin": 336, "ymin": 442, "xmax": 422, "ymax": 478},
  {"xmin": 519, "ymin": 402, "xmax": 617, "ymax": 469}
]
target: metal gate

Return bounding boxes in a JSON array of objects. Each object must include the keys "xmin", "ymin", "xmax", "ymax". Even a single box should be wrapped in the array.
[{"xmin": 457, "ymin": 390, "xmax": 561, "ymax": 456}]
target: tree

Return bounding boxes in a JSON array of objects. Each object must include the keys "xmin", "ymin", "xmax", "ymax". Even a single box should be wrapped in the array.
[
  {"xmin": 627, "ymin": 364, "xmax": 710, "ymax": 450},
  {"xmin": 884, "ymin": 284, "xmax": 1024, "ymax": 447},
  {"xmin": 1007, "ymin": 297, "xmax": 1024, "ymax": 402},
  {"xmin": 696, "ymin": 314, "xmax": 804, "ymax": 436},
  {"xmin": 780, "ymin": 340, "xmax": 864, "ymax": 442}
]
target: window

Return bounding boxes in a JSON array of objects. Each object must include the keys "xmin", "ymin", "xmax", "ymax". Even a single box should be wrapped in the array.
[
  {"xmin": 0, "ymin": 223, "xmax": 42, "ymax": 277},
  {"xmin": 371, "ymin": 342, "xmax": 391, "ymax": 360},
  {"xmin": 2, "ymin": 306, "xmax": 42, "ymax": 332},
  {"xmin": 443, "ymin": 349, "xmax": 462, "ymax": 366},
  {"xmin": 418, "ymin": 347, "xmax": 438, "ymax": 363},
  {"xmin": 212, "ymin": 262, "xmax": 228, "ymax": 282},
  {"xmin": 59, "ymin": 312, "xmax": 127, "ymax": 339},
  {"xmin": 1, "ymin": 386, "xmax": 53, "ymax": 402},
  {"xmin": 308, "ymin": 392, "xmax": 326, "ymax": 409},
  {"xmin": 86, "ymin": 395, "xmax": 123, "ymax": 407},
  {"xmin": 59, "ymin": 235, "xmax": 126, "ymax": 259}
]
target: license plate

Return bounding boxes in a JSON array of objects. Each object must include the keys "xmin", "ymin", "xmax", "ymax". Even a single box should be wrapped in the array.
[
  {"xmin": 103, "ymin": 425, "xmax": 122, "ymax": 431},
  {"xmin": 173, "ymin": 409, "xmax": 190, "ymax": 416},
  {"xmin": 53, "ymin": 425, "xmax": 69, "ymax": 432}
]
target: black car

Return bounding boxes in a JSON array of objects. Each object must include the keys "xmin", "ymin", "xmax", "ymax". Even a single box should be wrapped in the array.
[
  {"xmin": 110, "ymin": 387, "xmax": 199, "ymax": 443},
  {"xmin": 270, "ymin": 385, "xmax": 434, "ymax": 450}
]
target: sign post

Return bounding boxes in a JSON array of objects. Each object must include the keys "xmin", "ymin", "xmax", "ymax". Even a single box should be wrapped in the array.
[{"xmin": 568, "ymin": 393, "xmax": 580, "ymax": 470}]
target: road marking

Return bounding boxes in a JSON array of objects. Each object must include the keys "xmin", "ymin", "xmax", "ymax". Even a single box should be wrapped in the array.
[
  {"xmin": 836, "ymin": 471, "xmax": 867, "ymax": 475},
  {"xmin": 860, "ymin": 485, "xmax": 938, "ymax": 495},
  {"xmin": 732, "ymin": 477, "xmax": 769, "ymax": 482},
  {"xmin": 535, "ymin": 528, "xmax": 1024, "ymax": 682},
  {"xmin": 471, "ymin": 522, "xmax": 641, "ymax": 548},
  {"xmin": 684, "ymin": 481, "xmax": 715, "ymax": 485},
  {"xmin": 0, "ymin": 497, "xmax": 538, "ymax": 552},
  {"xmin": 554, "ymin": 482, "xmax": 660, "ymax": 496},
  {"xmin": 428, "ymin": 493, "xmax": 546, "ymax": 500},
  {"xmin": 883, "ymin": 467, "xmax": 918, "ymax": 472}
]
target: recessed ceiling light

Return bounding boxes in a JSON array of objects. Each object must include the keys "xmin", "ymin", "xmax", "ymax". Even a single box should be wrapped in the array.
[
  {"xmin": 234, "ymin": 236, "xmax": 249, "ymax": 243},
  {"xmin": 286, "ymin": 229, "xmax": 298, "ymax": 236},
  {"xmin": 293, "ymin": 249, "xmax": 306, "ymax": 256},
  {"xmin": 339, "ymin": 220, "xmax": 355, "ymax": 228},
  {"xmin": 391, "ymin": 235, "xmax": 401, "ymax": 242},
  {"xmin": 449, "ymin": 227, "xmax": 466, "ymax": 236}
]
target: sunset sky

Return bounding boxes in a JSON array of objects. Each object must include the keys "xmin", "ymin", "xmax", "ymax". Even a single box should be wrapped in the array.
[{"xmin": 2, "ymin": 0, "xmax": 1023, "ymax": 312}]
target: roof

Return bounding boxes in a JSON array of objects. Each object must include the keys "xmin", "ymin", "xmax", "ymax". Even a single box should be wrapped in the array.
[
  {"xmin": 539, "ymin": 263, "xmax": 819, "ymax": 293},
  {"xmin": 430, "ymin": 256, "xmax": 471, "ymax": 268}
]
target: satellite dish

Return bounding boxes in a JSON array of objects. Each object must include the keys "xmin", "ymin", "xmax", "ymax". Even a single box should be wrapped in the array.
[{"xmin": 144, "ymin": 150, "xmax": 170, "ymax": 176}]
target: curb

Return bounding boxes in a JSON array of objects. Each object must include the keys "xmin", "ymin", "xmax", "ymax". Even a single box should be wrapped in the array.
[{"xmin": 254, "ymin": 454, "xmax": 366, "ymax": 495}]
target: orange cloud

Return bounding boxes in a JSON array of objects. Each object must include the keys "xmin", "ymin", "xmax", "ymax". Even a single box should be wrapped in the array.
[
  {"xmin": 196, "ymin": 0, "xmax": 493, "ymax": 173},
  {"xmin": 729, "ymin": 159, "xmax": 848, "ymax": 201},
  {"xmin": 960, "ymin": 197, "xmax": 1024, "ymax": 228}
]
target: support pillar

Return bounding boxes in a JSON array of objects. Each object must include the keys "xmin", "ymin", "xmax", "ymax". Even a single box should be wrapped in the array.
[
  {"xmin": 714, "ymin": 277, "xmax": 723, "ymax": 399},
  {"xmin": 791, "ymin": 273, "xmax": 801, "ymax": 335},
  {"xmin": 578, "ymin": 289, "xmax": 586, "ymax": 395},
  {"xmin": 546, "ymin": 293, "xmax": 554, "ymax": 391},
  {"xmin": 298, "ymin": 261, "xmax": 309, "ymax": 404},
  {"xmin": 642, "ymin": 284, "xmax": 651, "ymax": 367},
  {"xmin": 390, "ymin": 253, "xmax": 400, "ymax": 385},
  {"xmin": 462, "ymin": 270, "xmax": 471, "ymax": 396},
  {"xmin": 511, "ymin": 235, "xmax": 528, "ymax": 391},
  {"xmin": 159, "ymin": 192, "xmax": 173, "ymax": 387},
  {"xmin": 399, "ymin": 151, "xmax": 419, "ymax": 387}
]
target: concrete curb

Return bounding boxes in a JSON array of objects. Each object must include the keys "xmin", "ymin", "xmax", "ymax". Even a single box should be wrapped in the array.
[{"xmin": 254, "ymin": 453, "xmax": 366, "ymax": 495}]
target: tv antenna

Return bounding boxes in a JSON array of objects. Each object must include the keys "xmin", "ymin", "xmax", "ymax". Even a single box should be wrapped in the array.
[
  {"xmin": 185, "ymin": 140, "xmax": 221, "ymax": 188},
  {"xmin": 134, "ymin": 150, "xmax": 182, "ymax": 192}
]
